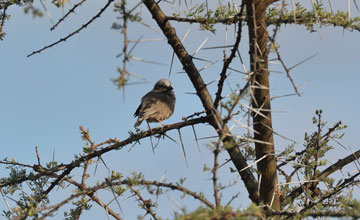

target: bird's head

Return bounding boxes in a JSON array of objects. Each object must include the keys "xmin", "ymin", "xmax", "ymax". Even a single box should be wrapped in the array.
[{"xmin": 153, "ymin": 79, "xmax": 173, "ymax": 92}]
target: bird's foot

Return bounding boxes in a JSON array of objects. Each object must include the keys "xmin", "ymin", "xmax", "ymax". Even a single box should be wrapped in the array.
[{"xmin": 159, "ymin": 120, "xmax": 167, "ymax": 132}]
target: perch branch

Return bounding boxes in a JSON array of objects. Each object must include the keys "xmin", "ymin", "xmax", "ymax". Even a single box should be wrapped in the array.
[{"xmin": 0, "ymin": 117, "xmax": 208, "ymax": 188}]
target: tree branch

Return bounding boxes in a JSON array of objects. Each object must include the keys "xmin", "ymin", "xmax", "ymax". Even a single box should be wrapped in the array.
[
  {"xmin": 129, "ymin": 186, "xmax": 158, "ymax": 220},
  {"xmin": 0, "ymin": 117, "xmax": 209, "ymax": 189},
  {"xmin": 213, "ymin": 3, "xmax": 245, "ymax": 109},
  {"xmin": 125, "ymin": 179, "xmax": 215, "ymax": 209},
  {"xmin": 299, "ymin": 171, "xmax": 360, "ymax": 215},
  {"xmin": 50, "ymin": 0, "xmax": 87, "ymax": 31},
  {"xmin": 27, "ymin": 0, "xmax": 114, "ymax": 57},
  {"xmin": 166, "ymin": 13, "xmax": 360, "ymax": 32},
  {"xmin": 282, "ymin": 149, "xmax": 360, "ymax": 207},
  {"xmin": 0, "ymin": 6, "xmax": 7, "ymax": 37},
  {"xmin": 166, "ymin": 15, "xmax": 240, "ymax": 25}
]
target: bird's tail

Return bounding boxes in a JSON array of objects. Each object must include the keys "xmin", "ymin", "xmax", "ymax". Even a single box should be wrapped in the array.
[{"xmin": 134, "ymin": 119, "xmax": 143, "ymax": 127}]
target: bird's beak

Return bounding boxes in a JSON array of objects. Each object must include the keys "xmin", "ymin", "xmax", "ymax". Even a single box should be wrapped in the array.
[{"xmin": 168, "ymin": 86, "xmax": 173, "ymax": 90}]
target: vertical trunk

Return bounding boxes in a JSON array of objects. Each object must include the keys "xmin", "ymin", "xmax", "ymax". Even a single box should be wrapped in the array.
[{"xmin": 245, "ymin": 0, "xmax": 280, "ymax": 210}]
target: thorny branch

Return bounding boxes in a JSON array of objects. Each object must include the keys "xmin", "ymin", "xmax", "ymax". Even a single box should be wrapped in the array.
[
  {"xmin": 118, "ymin": 0, "xmax": 129, "ymax": 90},
  {"xmin": 269, "ymin": 1, "xmax": 318, "ymax": 98},
  {"xmin": 1, "ymin": 117, "xmax": 210, "ymax": 218},
  {"xmin": 60, "ymin": 175, "xmax": 123, "ymax": 220},
  {"xmin": 212, "ymin": 141, "xmax": 221, "ymax": 208},
  {"xmin": 129, "ymin": 186, "xmax": 158, "ymax": 220},
  {"xmin": 213, "ymin": 3, "xmax": 245, "ymax": 109},
  {"xmin": 121, "ymin": 4, "xmax": 128, "ymax": 70},
  {"xmin": 166, "ymin": 15, "xmax": 241, "ymax": 25},
  {"xmin": 299, "ymin": 171, "xmax": 360, "ymax": 215},
  {"xmin": 262, "ymin": 210, "xmax": 360, "ymax": 218},
  {"xmin": 276, "ymin": 118, "xmax": 345, "ymax": 199},
  {"xmin": 79, "ymin": 126, "xmax": 95, "ymax": 187},
  {"xmin": 0, "ymin": 117, "xmax": 209, "ymax": 189},
  {"xmin": 270, "ymin": 41, "xmax": 301, "ymax": 96},
  {"xmin": 50, "ymin": 0, "xmax": 87, "ymax": 31},
  {"xmin": 277, "ymin": 120, "xmax": 342, "ymax": 170},
  {"xmin": 10, "ymin": 178, "xmax": 124, "ymax": 220},
  {"xmin": 132, "ymin": 179, "xmax": 215, "ymax": 209},
  {"xmin": 27, "ymin": 0, "xmax": 114, "ymax": 57},
  {"xmin": 6, "ymin": 166, "xmax": 215, "ymax": 219},
  {"xmin": 167, "ymin": 11, "xmax": 360, "ymax": 32},
  {"xmin": 282, "ymin": 149, "xmax": 360, "ymax": 207}
]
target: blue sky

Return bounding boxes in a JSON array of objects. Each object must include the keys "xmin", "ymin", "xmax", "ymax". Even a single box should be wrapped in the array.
[{"xmin": 1, "ymin": 0, "xmax": 359, "ymax": 219}]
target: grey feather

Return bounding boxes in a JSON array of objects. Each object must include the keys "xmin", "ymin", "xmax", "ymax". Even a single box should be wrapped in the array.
[{"xmin": 134, "ymin": 79, "xmax": 176, "ymax": 127}]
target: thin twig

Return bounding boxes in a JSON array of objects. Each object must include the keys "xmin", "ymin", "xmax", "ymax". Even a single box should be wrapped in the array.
[
  {"xmin": 129, "ymin": 186, "xmax": 158, "ymax": 220},
  {"xmin": 0, "ymin": 7, "xmax": 7, "ymax": 36},
  {"xmin": 44, "ymin": 173, "xmax": 122, "ymax": 219},
  {"xmin": 129, "ymin": 179, "xmax": 215, "ymax": 209},
  {"xmin": 27, "ymin": 0, "xmax": 114, "ymax": 57},
  {"xmin": 79, "ymin": 126, "xmax": 95, "ymax": 187},
  {"xmin": 225, "ymin": 192, "xmax": 240, "ymax": 207},
  {"xmin": 270, "ymin": 40, "xmax": 301, "ymax": 96},
  {"xmin": 35, "ymin": 146, "xmax": 41, "ymax": 166},
  {"xmin": 166, "ymin": 15, "xmax": 241, "ymax": 25},
  {"xmin": 213, "ymin": 3, "xmax": 245, "ymax": 109},
  {"xmin": 119, "ymin": 1, "xmax": 129, "ymax": 95},
  {"xmin": 50, "ymin": 0, "xmax": 87, "ymax": 31},
  {"xmin": 0, "ymin": 188, "xmax": 13, "ymax": 215},
  {"xmin": 212, "ymin": 141, "xmax": 221, "ymax": 208}
]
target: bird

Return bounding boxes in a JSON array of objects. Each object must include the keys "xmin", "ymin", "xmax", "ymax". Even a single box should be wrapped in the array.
[{"xmin": 134, "ymin": 79, "xmax": 176, "ymax": 130}]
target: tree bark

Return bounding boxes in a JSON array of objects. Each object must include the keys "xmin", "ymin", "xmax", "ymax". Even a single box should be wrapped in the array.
[{"xmin": 245, "ymin": 0, "xmax": 280, "ymax": 210}]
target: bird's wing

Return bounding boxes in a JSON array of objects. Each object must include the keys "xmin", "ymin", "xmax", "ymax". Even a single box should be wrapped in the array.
[
  {"xmin": 134, "ymin": 104, "xmax": 142, "ymax": 117},
  {"xmin": 134, "ymin": 91, "xmax": 158, "ymax": 117}
]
